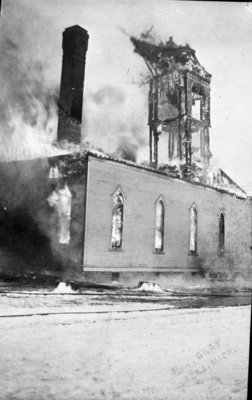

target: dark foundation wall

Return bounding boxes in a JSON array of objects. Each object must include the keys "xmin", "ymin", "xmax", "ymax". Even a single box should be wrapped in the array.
[{"xmin": 0, "ymin": 155, "xmax": 88, "ymax": 278}]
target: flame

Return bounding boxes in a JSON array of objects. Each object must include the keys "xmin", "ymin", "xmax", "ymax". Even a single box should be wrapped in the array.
[{"xmin": 0, "ymin": 2, "xmax": 66, "ymax": 161}]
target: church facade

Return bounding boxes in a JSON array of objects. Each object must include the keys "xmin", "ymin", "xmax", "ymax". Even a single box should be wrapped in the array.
[{"xmin": 83, "ymin": 154, "xmax": 251, "ymax": 280}]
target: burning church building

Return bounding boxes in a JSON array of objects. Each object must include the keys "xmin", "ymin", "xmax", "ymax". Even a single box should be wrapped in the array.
[{"xmin": 0, "ymin": 25, "xmax": 251, "ymax": 286}]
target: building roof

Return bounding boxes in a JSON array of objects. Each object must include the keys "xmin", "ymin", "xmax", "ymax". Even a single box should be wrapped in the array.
[{"xmin": 51, "ymin": 149, "xmax": 249, "ymax": 200}]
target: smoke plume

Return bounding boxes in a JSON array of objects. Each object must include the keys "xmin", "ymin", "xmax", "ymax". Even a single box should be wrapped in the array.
[
  {"xmin": 0, "ymin": 1, "xmax": 65, "ymax": 161},
  {"xmin": 112, "ymin": 136, "xmax": 138, "ymax": 162},
  {"xmin": 83, "ymin": 84, "xmax": 148, "ymax": 162},
  {"xmin": 0, "ymin": 3, "xmax": 149, "ymax": 164}
]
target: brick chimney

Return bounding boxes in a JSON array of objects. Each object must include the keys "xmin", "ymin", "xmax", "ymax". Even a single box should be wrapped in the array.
[{"xmin": 57, "ymin": 25, "xmax": 89, "ymax": 143}]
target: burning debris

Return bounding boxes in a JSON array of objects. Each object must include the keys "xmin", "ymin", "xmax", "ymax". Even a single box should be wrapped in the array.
[{"xmin": 157, "ymin": 162, "xmax": 181, "ymax": 179}]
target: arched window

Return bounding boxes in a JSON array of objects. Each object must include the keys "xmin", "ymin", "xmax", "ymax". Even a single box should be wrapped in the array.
[
  {"xmin": 155, "ymin": 200, "xmax": 165, "ymax": 252},
  {"xmin": 189, "ymin": 205, "xmax": 197, "ymax": 253},
  {"xmin": 219, "ymin": 212, "xmax": 225, "ymax": 253},
  {"xmin": 111, "ymin": 191, "xmax": 124, "ymax": 249}
]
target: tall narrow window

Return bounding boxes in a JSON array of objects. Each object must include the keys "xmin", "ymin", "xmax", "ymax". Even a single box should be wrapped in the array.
[
  {"xmin": 190, "ymin": 206, "xmax": 197, "ymax": 253},
  {"xmin": 155, "ymin": 200, "xmax": 165, "ymax": 252},
  {"xmin": 111, "ymin": 192, "xmax": 124, "ymax": 249},
  {"xmin": 219, "ymin": 212, "xmax": 225, "ymax": 253}
]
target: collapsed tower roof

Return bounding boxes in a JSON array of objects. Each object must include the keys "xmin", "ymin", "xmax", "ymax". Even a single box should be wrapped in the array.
[{"xmin": 130, "ymin": 35, "xmax": 211, "ymax": 82}]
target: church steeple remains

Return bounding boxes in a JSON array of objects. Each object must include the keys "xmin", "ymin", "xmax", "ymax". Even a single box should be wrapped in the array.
[{"xmin": 131, "ymin": 32, "xmax": 212, "ymax": 178}]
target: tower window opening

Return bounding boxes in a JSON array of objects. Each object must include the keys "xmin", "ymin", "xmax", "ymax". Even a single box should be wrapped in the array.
[{"xmin": 191, "ymin": 85, "xmax": 205, "ymax": 121}]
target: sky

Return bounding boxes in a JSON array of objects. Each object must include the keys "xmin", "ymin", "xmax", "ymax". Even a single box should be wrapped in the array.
[{"xmin": 1, "ymin": 0, "xmax": 252, "ymax": 193}]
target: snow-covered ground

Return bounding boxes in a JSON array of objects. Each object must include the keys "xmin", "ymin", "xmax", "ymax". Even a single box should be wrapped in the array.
[{"xmin": 0, "ymin": 297, "xmax": 250, "ymax": 400}]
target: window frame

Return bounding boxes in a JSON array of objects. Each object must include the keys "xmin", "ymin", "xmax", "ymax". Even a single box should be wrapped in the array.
[
  {"xmin": 191, "ymin": 84, "xmax": 206, "ymax": 122},
  {"xmin": 189, "ymin": 203, "xmax": 198, "ymax": 255},
  {"xmin": 154, "ymin": 196, "xmax": 166, "ymax": 254},
  {"xmin": 110, "ymin": 186, "xmax": 125, "ymax": 251},
  {"xmin": 218, "ymin": 209, "xmax": 225, "ymax": 255}
]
